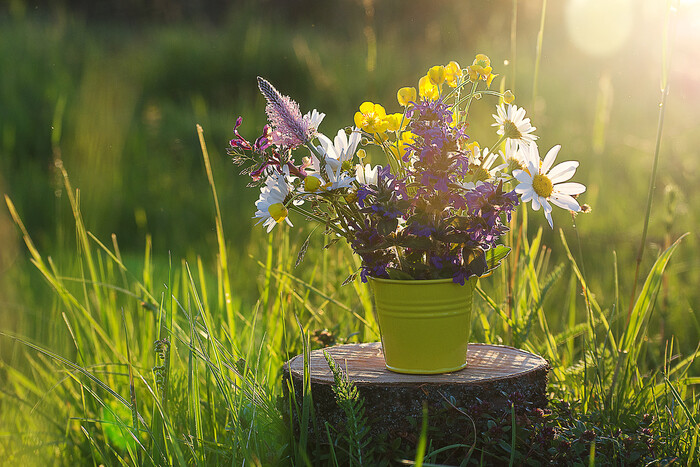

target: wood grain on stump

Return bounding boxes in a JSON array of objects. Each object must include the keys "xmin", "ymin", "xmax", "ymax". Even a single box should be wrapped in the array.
[{"xmin": 283, "ymin": 342, "xmax": 549, "ymax": 445}]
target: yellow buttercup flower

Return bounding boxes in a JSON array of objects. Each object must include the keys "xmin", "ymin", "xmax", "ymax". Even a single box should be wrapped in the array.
[
  {"xmin": 503, "ymin": 90, "xmax": 515, "ymax": 104},
  {"xmin": 467, "ymin": 53, "xmax": 498, "ymax": 88},
  {"xmin": 419, "ymin": 75, "xmax": 439, "ymax": 101},
  {"xmin": 397, "ymin": 87, "xmax": 417, "ymax": 107},
  {"xmin": 428, "ymin": 65, "xmax": 446, "ymax": 86},
  {"xmin": 391, "ymin": 130, "xmax": 415, "ymax": 160},
  {"xmin": 444, "ymin": 61, "xmax": 463, "ymax": 87},
  {"xmin": 354, "ymin": 102, "xmax": 389, "ymax": 134},
  {"xmin": 465, "ymin": 141, "xmax": 480, "ymax": 160},
  {"xmin": 384, "ymin": 113, "xmax": 405, "ymax": 132}
]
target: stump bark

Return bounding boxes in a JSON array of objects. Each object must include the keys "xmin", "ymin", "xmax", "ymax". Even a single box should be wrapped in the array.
[{"xmin": 283, "ymin": 342, "xmax": 549, "ymax": 447}]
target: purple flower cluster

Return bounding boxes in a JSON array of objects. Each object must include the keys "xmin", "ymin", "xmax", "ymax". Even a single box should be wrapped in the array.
[
  {"xmin": 405, "ymin": 99, "xmax": 470, "ymax": 204},
  {"xmin": 227, "ymin": 116, "xmax": 309, "ymax": 183},
  {"xmin": 257, "ymin": 77, "xmax": 316, "ymax": 149},
  {"xmin": 464, "ymin": 181, "xmax": 519, "ymax": 246},
  {"xmin": 349, "ymin": 98, "xmax": 519, "ymax": 284}
]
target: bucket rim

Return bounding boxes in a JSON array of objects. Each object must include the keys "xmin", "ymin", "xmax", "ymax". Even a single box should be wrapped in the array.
[{"xmin": 367, "ymin": 276, "xmax": 477, "ymax": 286}]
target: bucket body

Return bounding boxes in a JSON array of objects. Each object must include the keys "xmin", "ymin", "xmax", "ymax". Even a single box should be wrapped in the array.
[{"xmin": 368, "ymin": 276, "xmax": 476, "ymax": 374}]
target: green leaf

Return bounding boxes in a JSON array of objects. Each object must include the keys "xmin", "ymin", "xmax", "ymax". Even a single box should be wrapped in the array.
[
  {"xmin": 377, "ymin": 218, "xmax": 398, "ymax": 237},
  {"xmin": 386, "ymin": 268, "xmax": 415, "ymax": 280},
  {"xmin": 485, "ymin": 245, "xmax": 511, "ymax": 272},
  {"xmin": 621, "ymin": 233, "xmax": 687, "ymax": 353}
]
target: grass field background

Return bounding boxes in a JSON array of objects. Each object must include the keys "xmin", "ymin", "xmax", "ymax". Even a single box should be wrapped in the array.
[{"xmin": 1, "ymin": 0, "xmax": 699, "ymax": 464}]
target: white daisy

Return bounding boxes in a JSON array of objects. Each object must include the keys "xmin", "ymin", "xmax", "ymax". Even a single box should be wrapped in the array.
[
  {"xmin": 355, "ymin": 163, "xmax": 379, "ymax": 186},
  {"xmin": 474, "ymin": 146, "xmax": 508, "ymax": 180},
  {"xmin": 253, "ymin": 170, "xmax": 300, "ymax": 232},
  {"xmin": 304, "ymin": 109, "xmax": 326, "ymax": 133},
  {"xmin": 504, "ymin": 139, "xmax": 526, "ymax": 165},
  {"xmin": 317, "ymin": 128, "xmax": 361, "ymax": 171},
  {"xmin": 492, "ymin": 103, "xmax": 538, "ymax": 147},
  {"xmin": 305, "ymin": 154, "xmax": 355, "ymax": 191},
  {"xmin": 305, "ymin": 128, "xmax": 360, "ymax": 191},
  {"xmin": 459, "ymin": 146, "xmax": 507, "ymax": 191},
  {"xmin": 513, "ymin": 143, "xmax": 586, "ymax": 228}
]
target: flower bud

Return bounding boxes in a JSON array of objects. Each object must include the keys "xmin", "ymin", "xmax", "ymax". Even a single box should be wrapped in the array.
[
  {"xmin": 428, "ymin": 65, "xmax": 446, "ymax": 86},
  {"xmin": 397, "ymin": 87, "xmax": 417, "ymax": 107},
  {"xmin": 304, "ymin": 176, "xmax": 321, "ymax": 192}
]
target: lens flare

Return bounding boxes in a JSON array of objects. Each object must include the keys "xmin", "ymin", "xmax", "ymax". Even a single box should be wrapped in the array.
[{"xmin": 565, "ymin": 0, "xmax": 634, "ymax": 57}]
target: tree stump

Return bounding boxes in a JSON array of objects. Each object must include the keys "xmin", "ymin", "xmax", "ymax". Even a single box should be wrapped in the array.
[{"xmin": 283, "ymin": 342, "xmax": 549, "ymax": 449}]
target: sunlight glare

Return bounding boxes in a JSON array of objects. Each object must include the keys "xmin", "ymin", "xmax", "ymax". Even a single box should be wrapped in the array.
[{"xmin": 565, "ymin": 0, "xmax": 634, "ymax": 57}]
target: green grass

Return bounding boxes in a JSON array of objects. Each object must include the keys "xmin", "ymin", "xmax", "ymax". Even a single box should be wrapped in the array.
[{"xmin": 1, "ymin": 1, "xmax": 699, "ymax": 464}]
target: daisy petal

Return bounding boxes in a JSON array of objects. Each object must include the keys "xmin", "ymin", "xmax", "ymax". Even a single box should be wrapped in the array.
[
  {"xmin": 553, "ymin": 182, "xmax": 586, "ymax": 195},
  {"xmin": 520, "ymin": 190, "xmax": 535, "ymax": 203},
  {"xmin": 550, "ymin": 193, "xmax": 581, "ymax": 211},
  {"xmin": 541, "ymin": 145, "xmax": 561, "ymax": 175},
  {"xmin": 541, "ymin": 198, "xmax": 553, "ymax": 214},
  {"xmin": 513, "ymin": 170, "xmax": 532, "ymax": 183},
  {"xmin": 547, "ymin": 161, "xmax": 579, "ymax": 184},
  {"xmin": 532, "ymin": 195, "xmax": 541, "ymax": 211},
  {"xmin": 544, "ymin": 209, "xmax": 553, "ymax": 228},
  {"xmin": 515, "ymin": 182, "xmax": 532, "ymax": 194}
]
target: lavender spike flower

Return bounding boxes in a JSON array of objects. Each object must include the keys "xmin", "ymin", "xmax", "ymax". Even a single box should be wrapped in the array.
[{"xmin": 257, "ymin": 77, "xmax": 319, "ymax": 149}]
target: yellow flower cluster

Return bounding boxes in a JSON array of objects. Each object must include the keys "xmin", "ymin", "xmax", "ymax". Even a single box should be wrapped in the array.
[
  {"xmin": 352, "ymin": 54, "xmax": 515, "ymax": 171},
  {"xmin": 353, "ymin": 102, "xmax": 406, "ymax": 135},
  {"xmin": 413, "ymin": 60, "xmax": 464, "ymax": 102},
  {"xmin": 466, "ymin": 54, "xmax": 498, "ymax": 88}
]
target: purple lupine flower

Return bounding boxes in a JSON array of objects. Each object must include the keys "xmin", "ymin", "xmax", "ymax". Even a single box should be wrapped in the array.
[
  {"xmin": 452, "ymin": 268, "xmax": 468, "ymax": 286},
  {"xmin": 257, "ymin": 77, "xmax": 316, "ymax": 149}
]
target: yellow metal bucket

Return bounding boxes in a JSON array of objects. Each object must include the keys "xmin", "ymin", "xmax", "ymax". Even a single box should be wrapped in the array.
[{"xmin": 368, "ymin": 276, "xmax": 476, "ymax": 374}]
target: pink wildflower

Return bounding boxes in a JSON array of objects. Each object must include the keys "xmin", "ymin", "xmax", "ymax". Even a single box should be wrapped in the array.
[{"xmin": 257, "ymin": 77, "xmax": 319, "ymax": 149}]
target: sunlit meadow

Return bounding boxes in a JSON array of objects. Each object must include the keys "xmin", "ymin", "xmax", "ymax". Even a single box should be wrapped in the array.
[{"xmin": 0, "ymin": 0, "xmax": 699, "ymax": 465}]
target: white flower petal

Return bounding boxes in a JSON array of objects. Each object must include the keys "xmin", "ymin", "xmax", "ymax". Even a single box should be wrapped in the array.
[
  {"xmin": 532, "ymin": 195, "xmax": 541, "ymax": 211},
  {"xmin": 334, "ymin": 129, "xmax": 347, "ymax": 154},
  {"xmin": 553, "ymin": 182, "xmax": 586, "ymax": 195},
  {"xmin": 515, "ymin": 182, "xmax": 532, "ymax": 194},
  {"xmin": 544, "ymin": 209, "xmax": 553, "ymax": 228},
  {"xmin": 550, "ymin": 193, "xmax": 581, "ymax": 211},
  {"xmin": 513, "ymin": 170, "xmax": 532, "ymax": 183},
  {"xmin": 541, "ymin": 197, "xmax": 553, "ymax": 214},
  {"xmin": 547, "ymin": 161, "xmax": 579, "ymax": 184},
  {"xmin": 541, "ymin": 145, "xmax": 561, "ymax": 175},
  {"xmin": 347, "ymin": 129, "xmax": 361, "ymax": 158},
  {"xmin": 520, "ymin": 190, "xmax": 535, "ymax": 203}
]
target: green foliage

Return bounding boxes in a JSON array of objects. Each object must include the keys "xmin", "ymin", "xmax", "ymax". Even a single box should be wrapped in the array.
[{"xmin": 323, "ymin": 350, "xmax": 370, "ymax": 466}]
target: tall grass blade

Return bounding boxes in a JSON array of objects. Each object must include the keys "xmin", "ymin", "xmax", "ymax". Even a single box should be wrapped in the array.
[
  {"xmin": 414, "ymin": 401, "xmax": 429, "ymax": 467},
  {"xmin": 197, "ymin": 124, "xmax": 235, "ymax": 334},
  {"xmin": 621, "ymin": 234, "xmax": 686, "ymax": 354}
]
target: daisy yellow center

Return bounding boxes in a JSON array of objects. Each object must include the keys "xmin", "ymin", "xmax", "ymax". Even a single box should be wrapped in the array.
[
  {"xmin": 503, "ymin": 120, "xmax": 522, "ymax": 139},
  {"xmin": 268, "ymin": 203, "xmax": 288, "ymax": 223},
  {"xmin": 472, "ymin": 166, "xmax": 490, "ymax": 182},
  {"xmin": 532, "ymin": 174, "xmax": 553, "ymax": 198},
  {"xmin": 507, "ymin": 158, "xmax": 524, "ymax": 173}
]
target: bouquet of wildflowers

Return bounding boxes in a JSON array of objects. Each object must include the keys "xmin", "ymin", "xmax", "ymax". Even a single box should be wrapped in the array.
[{"xmin": 228, "ymin": 55, "xmax": 586, "ymax": 284}]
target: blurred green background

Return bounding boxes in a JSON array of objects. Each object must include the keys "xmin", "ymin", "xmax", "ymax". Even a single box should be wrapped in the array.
[{"xmin": 1, "ymin": 0, "xmax": 699, "ymax": 351}]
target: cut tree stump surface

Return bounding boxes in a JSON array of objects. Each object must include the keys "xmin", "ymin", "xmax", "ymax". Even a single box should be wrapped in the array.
[
  {"xmin": 283, "ymin": 342, "xmax": 550, "ymax": 444},
  {"xmin": 286, "ymin": 342, "xmax": 547, "ymax": 385}
]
